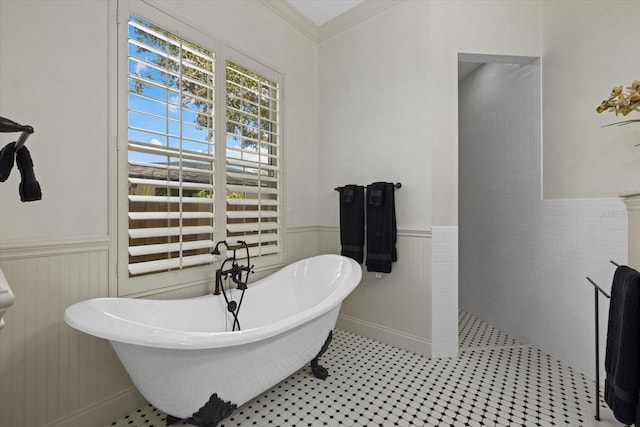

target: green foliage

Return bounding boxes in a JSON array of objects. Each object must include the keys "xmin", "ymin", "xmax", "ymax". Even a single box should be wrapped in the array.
[
  {"xmin": 226, "ymin": 61, "xmax": 278, "ymax": 149},
  {"xmin": 128, "ymin": 15, "xmax": 278, "ymax": 150},
  {"xmin": 129, "ymin": 183, "xmax": 153, "ymax": 196},
  {"xmin": 129, "ymin": 15, "xmax": 214, "ymax": 138},
  {"xmin": 196, "ymin": 189, "xmax": 213, "ymax": 199}
]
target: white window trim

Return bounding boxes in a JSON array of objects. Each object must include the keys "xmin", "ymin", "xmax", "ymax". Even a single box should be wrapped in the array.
[
  {"xmin": 223, "ymin": 48, "xmax": 284, "ymax": 267},
  {"xmin": 111, "ymin": 0, "xmax": 285, "ymax": 297}
]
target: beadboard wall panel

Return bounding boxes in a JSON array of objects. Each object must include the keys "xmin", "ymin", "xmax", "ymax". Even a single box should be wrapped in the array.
[
  {"xmin": 0, "ymin": 228, "xmax": 323, "ymax": 427},
  {"xmin": 0, "ymin": 241, "xmax": 139, "ymax": 427},
  {"xmin": 285, "ymin": 226, "xmax": 319, "ymax": 263},
  {"xmin": 317, "ymin": 226, "xmax": 432, "ymax": 356}
]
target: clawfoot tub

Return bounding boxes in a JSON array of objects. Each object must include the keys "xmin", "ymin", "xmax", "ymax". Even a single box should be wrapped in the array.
[{"xmin": 64, "ymin": 254, "xmax": 362, "ymax": 426}]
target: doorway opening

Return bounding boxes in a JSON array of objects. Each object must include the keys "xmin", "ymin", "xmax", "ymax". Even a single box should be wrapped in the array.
[{"xmin": 457, "ymin": 53, "xmax": 541, "ymax": 348}]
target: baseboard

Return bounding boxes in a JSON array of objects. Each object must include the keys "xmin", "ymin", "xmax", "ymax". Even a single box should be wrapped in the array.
[
  {"xmin": 46, "ymin": 386, "xmax": 147, "ymax": 427},
  {"xmin": 337, "ymin": 314, "xmax": 431, "ymax": 357}
]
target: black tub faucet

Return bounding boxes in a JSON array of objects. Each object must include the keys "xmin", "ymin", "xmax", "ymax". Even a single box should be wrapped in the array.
[
  {"xmin": 211, "ymin": 240, "xmax": 254, "ymax": 294},
  {"xmin": 211, "ymin": 240, "xmax": 254, "ymax": 331}
]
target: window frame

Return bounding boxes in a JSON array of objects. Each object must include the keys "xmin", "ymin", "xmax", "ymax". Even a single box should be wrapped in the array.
[
  {"xmin": 115, "ymin": 1, "xmax": 284, "ymax": 296},
  {"xmin": 224, "ymin": 49, "xmax": 284, "ymax": 263}
]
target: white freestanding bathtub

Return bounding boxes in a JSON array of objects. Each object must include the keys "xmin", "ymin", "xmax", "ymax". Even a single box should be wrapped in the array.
[{"xmin": 64, "ymin": 254, "xmax": 362, "ymax": 425}]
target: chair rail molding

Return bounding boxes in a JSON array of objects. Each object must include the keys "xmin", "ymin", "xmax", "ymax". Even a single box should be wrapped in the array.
[{"xmin": 0, "ymin": 235, "xmax": 109, "ymax": 260}]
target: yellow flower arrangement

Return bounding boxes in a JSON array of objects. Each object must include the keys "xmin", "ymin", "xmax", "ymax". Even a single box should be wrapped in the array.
[{"xmin": 597, "ymin": 80, "xmax": 640, "ymax": 126}]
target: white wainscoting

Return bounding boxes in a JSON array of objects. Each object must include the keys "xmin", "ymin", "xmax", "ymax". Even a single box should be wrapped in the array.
[
  {"xmin": 317, "ymin": 226, "xmax": 433, "ymax": 356},
  {"xmin": 0, "ymin": 227, "xmax": 323, "ymax": 427},
  {"xmin": 0, "ymin": 238, "xmax": 145, "ymax": 427},
  {"xmin": 285, "ymin": 226, "xmax": 320, "ymax": 263}
]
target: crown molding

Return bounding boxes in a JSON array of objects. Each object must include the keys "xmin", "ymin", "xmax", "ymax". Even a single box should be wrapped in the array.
[
  {"xmin": 261, "ymin": 0, "xmax": 319, "ymax": 42},
  {"xmin": 261, "ymin": 0, "xmax": 403, "ymax": 43},
  {"xmin": 318, "ymin": 0, "xmax": 402, "ymax": 42}
]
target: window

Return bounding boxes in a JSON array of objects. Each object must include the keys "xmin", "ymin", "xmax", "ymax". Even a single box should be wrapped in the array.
[
  {"xmin": 225, "ymin": 61, "xmax": 281, "ymax": 258},
  {"xmin": 126, "ymin": 15, "xmax": 216, "ymax": 279},
  {"xmin": 118, "ymin": 5, "xmax": 283, "ymax": 295}
]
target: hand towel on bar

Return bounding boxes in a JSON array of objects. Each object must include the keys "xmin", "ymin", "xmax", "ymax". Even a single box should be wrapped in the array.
[
  {"xmin": 339, "ymin": 185, "xmax": 364, "ymax": 263},
  {"xmin": 0, "ymin": 141, "xmax": 16, "ymax": 182},
  {"xmin": 16, "ymin": 146, "xmax": 42, "ymax": 202},
  {"xmin": 365, "ymin": 182, "xmax": 397, "ymax": 273},
  {"xmin": 604, "ymin": 265, "xmax": 640, "ymax": 425}
]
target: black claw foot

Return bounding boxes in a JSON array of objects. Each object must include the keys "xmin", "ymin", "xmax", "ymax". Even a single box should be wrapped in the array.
[
  {"xmin": 311, "ymin": 364, "xmax": 329, "ymax": 380},
  {"xmin": 187, "ymin": 393, "xmax": 237, "ymax": 427},
  {"xmin": 310, "ymin": 330, "xmax": 333, "ymax": 380},
  {"xmin": 166, "ymin": 414, "xmax": 181, "ymax": 426}
]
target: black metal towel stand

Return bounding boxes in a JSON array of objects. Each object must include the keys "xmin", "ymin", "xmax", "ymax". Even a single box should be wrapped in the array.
[{"xmin": 586, "ymin": 260, "xmax": 631, "ymax": 425}]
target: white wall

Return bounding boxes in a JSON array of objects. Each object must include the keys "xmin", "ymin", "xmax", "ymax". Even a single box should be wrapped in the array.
[
  {"xmin": 317, "ymin": 1, "xmax": 433, "ymax": 355},
  {"xmin": 0, "ymin": 0, "xmax": 109, "ymax": 243},
  {"xmin": 543, "ymin": 0, "xmax": 640, "ymax": 199},
  {"xmin": 316, "ymin": 0, "xmax": 431, "ymax": 228},
  {"xmin": 430, "ymin": 0, "xmax": 541, "ymax": 226},
  {"xmin": 459, "ymin": 61, "xmax": 627, "ymax": 377}
]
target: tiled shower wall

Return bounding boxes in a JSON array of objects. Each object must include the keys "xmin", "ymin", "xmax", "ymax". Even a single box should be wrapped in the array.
[
  {"xmin": 458, "ymin": 61, "xmax": 627, "ymax": 377},
  {"xmin": 431, "ymin": 226, "xmax": 458, "ymax": 357}
]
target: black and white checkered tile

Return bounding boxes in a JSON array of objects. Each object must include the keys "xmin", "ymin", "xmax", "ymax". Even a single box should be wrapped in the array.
[
  {"xmin": 458, "ymin": 310, "xmax": 523, "ymax": 350},
  {"xmin": 108, "ymin": 311, "xmax": 618, "ymax": 426}
]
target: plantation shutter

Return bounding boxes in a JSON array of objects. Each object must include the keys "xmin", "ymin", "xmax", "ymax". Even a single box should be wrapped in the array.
[
  {"xmin": 225, "ymin": 61, "xmax": 281, "ymax": 258},
  {"xmin": 127, "ymin": 15, "xmax": 216, "ymax": 277}
]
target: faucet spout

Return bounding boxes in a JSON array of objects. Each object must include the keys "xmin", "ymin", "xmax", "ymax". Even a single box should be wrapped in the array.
[{"xmin": 211, "ymin": 240, "xmax": 228, "ymax": 255}]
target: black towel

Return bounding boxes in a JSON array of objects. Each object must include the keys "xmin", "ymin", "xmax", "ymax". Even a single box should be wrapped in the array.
[
  {"xmin": 15, "ymin": 146, "xmax": 42, "ymax": 202},
  {"xmin": 339, "ymin": 185, "xmax": 364, "ymax": 263},
  {"xmin": 604, "ymin": 265, "xmax": 640, "ymax": 425},
  {"xmin": 365, "ymin": 182, "xmax": 397, "ymax": 273},
  {"xmin": 0, "ymin": 141, "xmax": 16, "ymax": 182}
]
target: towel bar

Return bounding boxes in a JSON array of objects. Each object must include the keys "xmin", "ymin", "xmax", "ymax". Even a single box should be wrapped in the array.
[
  {"xmin": 0, "ymin": 116, "xmax": 34, "ymax": 151},
  {"xmin": 334, "ymin": 182, "xmax": 402, "ymax": 192}
]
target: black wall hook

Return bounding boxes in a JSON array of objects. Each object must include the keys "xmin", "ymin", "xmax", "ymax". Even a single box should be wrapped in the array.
[{"xmin": 0, "ymin": 116, "xmax": 34, "ymax": 151}]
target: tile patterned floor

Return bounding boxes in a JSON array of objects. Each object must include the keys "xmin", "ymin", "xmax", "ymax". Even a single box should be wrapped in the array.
[
  {"xmin": 108, "ymin": 311, "xmax": 621, "ymax": 426},
  {"xmin": 458, "ymin": 311, "xmax": 523, "ymax": 350}
]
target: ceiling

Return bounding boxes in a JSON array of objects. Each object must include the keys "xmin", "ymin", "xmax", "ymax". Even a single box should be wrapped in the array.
[
  {"xmin": 274, "ymin": 2, "xmax": 487, "ymax": 81},
  {"xmin": 286, "ymin": 0, "xmax": 365, "ymax": 26},
  {"xmin": 458, "ymin": 62, "xmax": 483, "ymax": 81}
]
